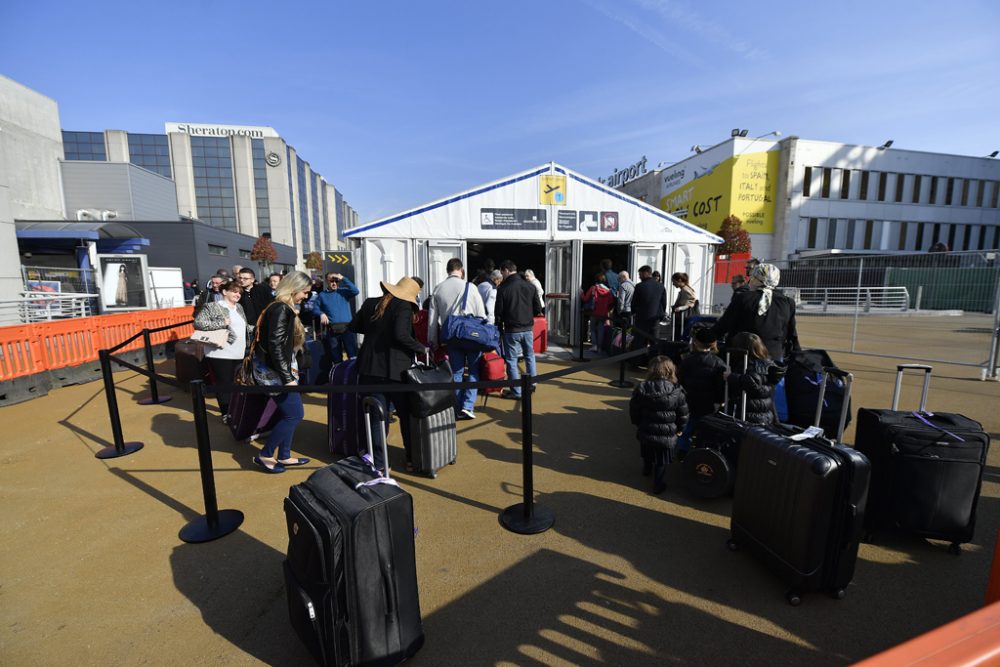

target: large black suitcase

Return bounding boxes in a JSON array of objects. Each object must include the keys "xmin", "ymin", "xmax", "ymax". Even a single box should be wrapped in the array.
[
  {"xmin": 728, "ymin": 368, "xmax": 870, "ymax": 605},
  {"xmin": 283, "ymin": 398, "xmax": 424, "ymax": 666},
  {"xmin": 855, "ymin": 364, "xmax": 990, "ymax": 552}
]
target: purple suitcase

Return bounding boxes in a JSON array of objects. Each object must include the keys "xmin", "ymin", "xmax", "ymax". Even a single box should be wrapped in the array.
[
  {"xmin": 328, "ymin": 358, "xmax": 364, "ymax": 456},
  {"xmin": 228, "ymin": 391, "xmax": 280, "ymax": 441}
]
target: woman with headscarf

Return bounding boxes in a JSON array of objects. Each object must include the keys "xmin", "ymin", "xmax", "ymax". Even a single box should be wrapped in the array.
[
  {"xmin": 349, "ymin": 276, "xmax": 427, "ymax": 471},
  {"xmin": 252, "ymin": 271, "xmax": 314, "ymax": 473},
  {"xmin": 712, "ymin": 263, "xmax": 800, "ymax": 362}
]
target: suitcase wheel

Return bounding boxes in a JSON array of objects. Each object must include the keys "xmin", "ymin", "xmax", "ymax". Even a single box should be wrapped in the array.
[
  {"xmin": 786, "ymin": 591, "xmax": 802, "ymax": 606},
  {"xmin": 831, "ymin": 588, "xmax": 846, "ymax": 600},
  {"xmin": 726, "ymin": 539, "xmax": 738, "ymax": 552},
  {"xmin": 948, "ymin": 542, "xmax": 962, "ymax": 555},
  {"xmin": 430, "ymin": 471, "xmax": 437, "ymax": 479},
  {"xmin": 449, "ymin": 459, "xmax": 456, "ymax": 465}
]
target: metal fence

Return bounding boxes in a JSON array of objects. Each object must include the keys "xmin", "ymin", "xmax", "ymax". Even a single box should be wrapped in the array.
[{"xmin": 771, "ymin": 250, "xmax": 1000, "ymax": 379}]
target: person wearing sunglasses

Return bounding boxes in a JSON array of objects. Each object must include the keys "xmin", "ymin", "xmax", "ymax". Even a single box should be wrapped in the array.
[{"xmin": 317, "ymin": 271, "xmax": 360, "ymax": 364}]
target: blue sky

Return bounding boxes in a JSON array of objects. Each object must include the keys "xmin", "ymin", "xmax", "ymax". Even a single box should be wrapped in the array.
[{"xmin": 3, "ymin": 0, "xmax": 998, "ymax": 222}]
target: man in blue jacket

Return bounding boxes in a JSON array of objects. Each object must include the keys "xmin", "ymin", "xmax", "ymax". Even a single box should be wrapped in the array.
[{"xmin": 317, "ymin": 271, "xmax": 359, "ymax": 363}]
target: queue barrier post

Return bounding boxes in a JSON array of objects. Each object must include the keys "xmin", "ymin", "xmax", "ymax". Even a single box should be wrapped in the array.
[
  {"xmin": 608, "ymin": 355, "xmax": 634, "ymax": 389},
  {"xmin": 573, "ymin": 308, "xmax": 588, "ymax": 363},
  {"xmin": 137, "ymin": 328, "xmax": 173, "ymax": 405},
  {"xmin": 500, "ymin": 373, "xmax": 555, "ymax": 534},
  {"xmin": 179, "ymin": 379, "xmax": 244, "ymax": 543},
  {"xmin": 95, "ymin": 349, "xmax": 145, "ymax": 460}
]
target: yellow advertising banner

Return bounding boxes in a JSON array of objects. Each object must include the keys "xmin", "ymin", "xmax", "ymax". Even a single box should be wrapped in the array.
[
  {"xmin": 540, "ymin": 175, "xmax": 567, "ymax": 206},
  {"xmin": 658, "ymin": 150, "xmax": 778, "ymax": 234}
]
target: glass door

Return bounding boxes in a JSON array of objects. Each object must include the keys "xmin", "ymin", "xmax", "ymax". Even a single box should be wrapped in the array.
[
  {"xmin": 630, "ymin": 243, "xmax": 665, "ymax": 279},
  {"xmin": 545, "ymin": 241, "xmax": 574, "ymax": 344},
  {"xmin": 424, "ymin": 240, "xmax": 465, "ymax": 304}
]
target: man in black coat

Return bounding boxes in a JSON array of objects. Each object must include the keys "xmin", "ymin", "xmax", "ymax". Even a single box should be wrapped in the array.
[
  {"xmin": 236, "ymin": 267, "xmax": 273, "ymax": 330},
  {"xmin": 494, "ymin": 260, "xmax": 543, "ymax": 400},
  {"xmin": 631, "ymin": 265, "xmax": 667, "ymax": 345}
]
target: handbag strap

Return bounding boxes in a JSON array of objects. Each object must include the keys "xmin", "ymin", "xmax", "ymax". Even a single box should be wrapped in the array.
[{"xmin": 460, "ymin": 282, "xmax": 470, "ymax": 312}]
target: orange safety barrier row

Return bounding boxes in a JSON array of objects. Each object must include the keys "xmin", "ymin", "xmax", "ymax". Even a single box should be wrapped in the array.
[
  {"xmin": 852, "ymin": 600, "xmax": 1000, "ymax": 666},
  {"xmin": 0, "ymin": 307, "xmax": 193, "ymax": 382}
]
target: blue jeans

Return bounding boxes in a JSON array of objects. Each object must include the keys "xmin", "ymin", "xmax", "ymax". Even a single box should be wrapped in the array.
[
  {"xmin": 261, "ymin": 392, "xmax": 303, "ymax": 461},
  {"xmin": 324, "ymin": 330, "xmax": 357, "ymax": 363},
  {"xmin": 448, "ymin": 347, "xmax": 482, "ymax": 413},
  {"xmin": 501, "ymin": 331, "xmax": 536, "ymax": 397},
  {"xmin": 589, "ymin": 316, "xmax": 607, "ymax": 351}
]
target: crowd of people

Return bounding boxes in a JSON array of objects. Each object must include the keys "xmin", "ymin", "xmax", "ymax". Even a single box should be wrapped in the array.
[{"xmin": 188, "ymin": 254, "xmax": 800, "ymax": 485}]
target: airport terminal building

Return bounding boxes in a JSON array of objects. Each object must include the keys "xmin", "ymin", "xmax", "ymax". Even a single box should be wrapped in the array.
[
  {"xmin": 60, "ymin": 123, "xmax": 357, "ymax": 257},
  {"xmin": 619, "ymin": 135, "xmax": 1000, "ymax": 261}
]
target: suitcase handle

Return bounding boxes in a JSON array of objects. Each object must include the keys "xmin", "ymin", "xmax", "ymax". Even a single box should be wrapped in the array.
[
  {"xmin": 361, "ymin": 396, "xmax": 392, "ymax": 479},
  {"xmin": 723, "ymin": 350, "xmax": 749, "ymax": 421},
  {"xmin": 892, "ymin": 364, "xmax": 932, "ymax": 412},
  {"xmin": 817, "ymin": 367, "xmax": 854, "ymax": 442}
]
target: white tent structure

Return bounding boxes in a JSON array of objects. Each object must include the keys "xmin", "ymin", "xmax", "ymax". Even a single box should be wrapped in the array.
[{"xmin": 344, "ymin": 162, "xmax": 722, "ymax": 345}]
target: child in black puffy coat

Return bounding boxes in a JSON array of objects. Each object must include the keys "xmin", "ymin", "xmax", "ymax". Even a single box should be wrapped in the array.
[
  {"xmin": 677, "ymin": 325, "xmax": 728, "ymax": 457},
  {"xmin": 630, "ymin": 355, "xmax": 689, "ymax": 494},
  {"xmin": 725, "ymin": 332, "xmax": 778, "ymax": 425}
]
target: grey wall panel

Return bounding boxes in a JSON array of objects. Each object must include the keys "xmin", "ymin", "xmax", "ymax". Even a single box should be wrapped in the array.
[
  {"xmin": 127, "ymin": 168, "xmax": 178, "ymax": 220},
  {"xmin": 61, "ymin": 162, "xmax": 135, "ymax": 218}
]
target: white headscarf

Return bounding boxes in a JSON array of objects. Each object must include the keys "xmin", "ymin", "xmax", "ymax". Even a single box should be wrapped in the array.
[{"xmin": 751, "ymin": 264, "xmax": 781, "ymax": 315}]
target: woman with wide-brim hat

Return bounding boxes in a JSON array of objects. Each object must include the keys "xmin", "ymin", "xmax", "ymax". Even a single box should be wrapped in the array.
[{"xmin": 349, "ymin": 276, "xmax": 427, "ymax": 471}]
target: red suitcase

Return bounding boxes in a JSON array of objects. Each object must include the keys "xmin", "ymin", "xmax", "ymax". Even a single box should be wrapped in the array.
[{"xmin": 533, "ymin": 316, "xmax": 548, "ymax": 353}]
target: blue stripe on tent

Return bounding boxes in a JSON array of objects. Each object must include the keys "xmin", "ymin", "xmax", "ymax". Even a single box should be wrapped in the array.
[
  {"xmin": 555, "ymin": 167, "xmax": 722, "ymax": 242},
  {"xmin": 344, "ymin": 167, "xmax": 551, "ymax": 237}
]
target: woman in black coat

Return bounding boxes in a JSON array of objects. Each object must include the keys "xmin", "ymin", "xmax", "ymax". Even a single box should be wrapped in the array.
[
  {"xmin": 350, "ymin": 276, "xmax": 426, "ymax": 471},
  {"xmin": 630, "ymin": 356, "xmax": 689, "ymax": 494},
  {"xmin": 712, "ymin": 263, "xmax": 800, "ymax": 362}
]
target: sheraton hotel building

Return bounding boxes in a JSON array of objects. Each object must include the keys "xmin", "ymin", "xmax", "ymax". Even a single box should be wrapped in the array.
[{"xmin": 61, "ymin": 122, "xmax": 358, "ymax": 258}]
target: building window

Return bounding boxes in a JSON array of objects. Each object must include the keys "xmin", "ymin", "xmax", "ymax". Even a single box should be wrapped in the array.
[
  {"xmin": 127, "ymin": 133, "xmax": 172, "ymax": 178},
  {"xmin": 859, "ymin": 170, "xmax": 870, "ymax": 200},
  {"xmin": 945, "ymin": 177, "xmax": 955, "ymax": 205},
  {"xmin": 978, "ymin": 226, "xmax": 988, "ymax": 250},
  {"xmin": 864, "ymin": 220, "xmax": 875, "ymax": 249},
  {"xmin": 914, "ymin": 222, "xmax": 925, "ymax": 250},
  {"xmin": 807, "ymin": 218, "xmax": 818, "ymax": 248},
  {"xmin": 62, "ymin": 131, "xmax": 107, "ymax": 161},
  {"xmin": 845, "ymin": 219, "xmax": 856, "ymax": 249},
  {"xmin": 898, "ymin": 222, "xmax": 908, "ymax": 250},
  {"xmin": 208, "ymin": 244, "xmax": 227, "ymax": 256},
  {"xmin": 992, "ymin": 226, "xmax": 1000, "ymax": 249},
  {"xmin": 239, "ymin": 249, "xmax": 252, "ymax": 259},
  {"xmin": 802, "ymin": 167, "xmax": 812, "ymax": 197},
  {"xmin": 912, "ymin": 175, "xmax": 922, "ymax": 203},
  {"xmin": 894, "ymin": 175, "xmax": 905, "ymax": 202},
  {"xmin": 948, "ymin": 224, "xmax": 957, "ymax": 250},
  {"xmin": 821, "ymin": 168, "xmax": 831, "ymax": 198},
  {"xmin": 877, "ymin": 173, "xmax": 888, "ymax": 201},
  {"xmin": 826, "ymin": 218, "xmax": 838, "ymax": 248},
  {"xmin": 960, "ymin": 179, "xmax": 970, "ymax": 206},
  {"xmin": 975, "ymin": 181, "xmax": 985, "ymax": 208},
  {"xmin": 287, "ymin": 148, "xmax": 297, "ymax": 247},
  {"xmin": 991, "ymin": 182, "xmax": 999, "ymax": 208},
  {"xmin": 251, "ymin": 139, "xmax": 271, "ymax": 236},
  {"xmin": 192, "ymin": 136, "xmax": 237, "ymax": 230},
  {"xmin": 932, "ymin": 223, "xmax": 941, "ymax": 245},
  {"xmin": 312, "ymin": 173, "xmax": 322, "ymax": 251},
  {"xmin": 929, "ymin": 176, "xmax": 938, "ymax": 204},
  {"xmin": 840, "ymin": 170, "xmax": 851, "ymax": 199},
  {"xmin": 963, "ymin": 225, "xmax": 973, "ymax": 250},
  {"xmin": 297, "ymin": 157, "xmax": 310, "ymax": 252}
]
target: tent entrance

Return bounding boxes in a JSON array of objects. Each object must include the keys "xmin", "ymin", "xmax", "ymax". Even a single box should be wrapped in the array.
[
  {"xmin": 467, "ymin": 241, "xmax": 546, "ymax": 285},
  {"xmin": 581, "ymin": 242, "xmax": 630, "ymax": 288}
]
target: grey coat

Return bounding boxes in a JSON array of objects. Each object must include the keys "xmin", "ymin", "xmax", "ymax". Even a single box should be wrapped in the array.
[{"xmin": 193, "ymin": 301, "xmax": 244, "ymax": 346}]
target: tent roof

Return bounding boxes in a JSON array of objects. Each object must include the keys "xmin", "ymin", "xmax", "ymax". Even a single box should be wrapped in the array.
[
  {"xmin": 344, "ymin": 163, "xmax": 722, "ymax": 244},
  {"xmin": 15, "ymin": 221, "xmax": 148, "ymax": 241}
]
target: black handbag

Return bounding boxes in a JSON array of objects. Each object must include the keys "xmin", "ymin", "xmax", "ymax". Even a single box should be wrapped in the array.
[{"xmin": 403, "ymin": 359, "xmax": 454, "ymax": 418}]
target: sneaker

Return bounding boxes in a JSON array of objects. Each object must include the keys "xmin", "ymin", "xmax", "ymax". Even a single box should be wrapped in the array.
[
  {"xmin": 500, "ymin": 390, "xmax": 521, "ymax": 400},
  {"xmin": 458, "ymin": 409, "xmax": 476, "ymax": 420}
]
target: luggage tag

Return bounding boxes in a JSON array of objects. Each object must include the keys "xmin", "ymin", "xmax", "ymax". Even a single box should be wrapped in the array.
[{"xmin": 788, "ymin": 426, "xmax": 825, "ymax": 441}]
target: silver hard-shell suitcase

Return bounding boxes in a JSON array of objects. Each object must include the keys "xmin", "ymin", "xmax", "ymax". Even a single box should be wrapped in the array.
[{"xmin": 409, "ymin": 408, "xmax": 457, "ymax": 478}]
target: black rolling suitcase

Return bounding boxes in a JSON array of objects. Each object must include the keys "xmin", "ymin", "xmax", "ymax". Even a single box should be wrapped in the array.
[
  {"xmin": 728, "ymin": 368, "xmax": 870, "ymax": 604},
  {"xmin": 283, "ymin": 398, "xmax": 424, "ymax": 666},
  {"xmin": 785, "ymin": 349, "xmax": 852, "ymax": 435},
  {"xmin": 855, "ymin": 364, "xmax": 990, "ymax": 552},
  {"xmin": 682, "ymin": 350, "xmax": 748, "ymax": 499}
]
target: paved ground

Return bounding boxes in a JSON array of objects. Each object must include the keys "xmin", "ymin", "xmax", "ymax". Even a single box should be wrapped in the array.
[{"xmin": 1, "ymin": 319, "xmax": 998, "ymax": 666}]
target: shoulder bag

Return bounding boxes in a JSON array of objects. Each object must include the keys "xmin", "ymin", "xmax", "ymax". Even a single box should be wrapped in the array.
[
  {"xmin": 235, "ymin": 304, "xmax": 283, "ymax": 392},
  {"xmin": 403, "ymin": 357, "xmax": 454, "ymax": 418},
  {"xmin": 441, "ymin": 284, "xmax": 500, "ymax": 351}
]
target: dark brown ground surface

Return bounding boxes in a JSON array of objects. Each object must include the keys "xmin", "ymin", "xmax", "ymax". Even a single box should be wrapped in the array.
[{"xmin": 1, "ymin": 316, "xmax": 998, "ymax": 666}]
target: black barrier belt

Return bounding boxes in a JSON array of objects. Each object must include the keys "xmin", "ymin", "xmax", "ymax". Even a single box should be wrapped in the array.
[
  {"xmin": 534, "ymin": 346, "xmax": 648, "ymax": 383},
  {"xmin": 108, "ymin": 354, "xmax": 184, "ymax": 389},
  {"xmin": 108, "ymin": 331, "xmax": 145, "ymax": 353},
  {"xmin": 146, "ymin": 320, "xmax": 194, "ymax": 334}
]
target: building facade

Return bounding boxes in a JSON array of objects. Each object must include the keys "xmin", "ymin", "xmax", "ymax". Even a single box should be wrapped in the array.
[
  {"xmin": 61, "ymin": 123, "xmax": 359, "ymax": 262},
  {"xmin": 619, "ymin": 136, "xmax": 1000, "ymax": 261}
]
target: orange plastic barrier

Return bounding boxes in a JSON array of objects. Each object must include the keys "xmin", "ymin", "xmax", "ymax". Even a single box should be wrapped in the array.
[
  {"xmin": 0, "ymin": 307, "xmax": 193, "ymax": 382},
  {"xmin": 852, "ymin": 600, "xmax": 1000, "ymax": 667}
]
